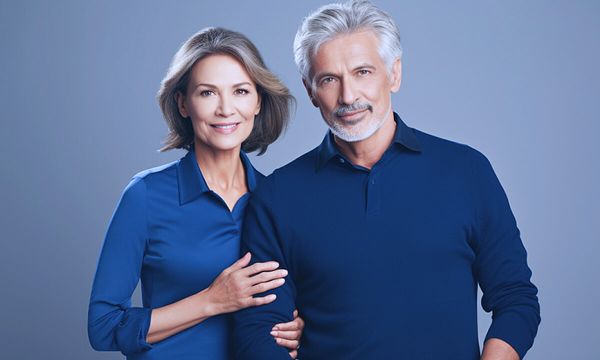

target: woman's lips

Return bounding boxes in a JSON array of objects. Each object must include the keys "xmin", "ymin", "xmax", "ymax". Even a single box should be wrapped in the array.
[{"xmin": 210, "ymin": 122, "xmax": 240, "ymax": 134}]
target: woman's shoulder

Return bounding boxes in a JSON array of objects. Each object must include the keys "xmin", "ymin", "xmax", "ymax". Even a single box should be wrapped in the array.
[
  {"xmin": 122, "ymin": 160, "xmax": 180, "ymax": 196},
  {"xmin": 132, "ymin": 160, "xmax": 179, "ymax": 181}
]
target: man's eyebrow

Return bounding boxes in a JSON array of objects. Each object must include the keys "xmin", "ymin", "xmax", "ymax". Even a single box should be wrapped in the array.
[
  {"xmin": 352, "ymin": 63, "xmax": 377, "ymax": 71},
  {"xmin": 314, "ymin": 72, "xmax": 338, "ymax": 81}
]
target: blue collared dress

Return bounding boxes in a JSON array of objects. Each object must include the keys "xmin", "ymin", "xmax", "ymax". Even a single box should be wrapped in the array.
[{"xmin": 88, "ymin": 150, "xmax": 262, "ymax": 359}]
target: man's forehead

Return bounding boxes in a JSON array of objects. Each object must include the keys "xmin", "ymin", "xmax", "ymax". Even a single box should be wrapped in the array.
[
  {"xmin": 309, "ymin": 30, "xmax": 382, "ymax": 75},
  {"xmin": 316, "ymin": 29, "xmax": 379, "ymax": 55}
]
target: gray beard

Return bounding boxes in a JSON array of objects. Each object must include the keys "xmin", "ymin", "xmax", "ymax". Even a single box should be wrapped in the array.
[{"xmin": 329, "ymin": 106, "xmax": 392, "ymax": 142}]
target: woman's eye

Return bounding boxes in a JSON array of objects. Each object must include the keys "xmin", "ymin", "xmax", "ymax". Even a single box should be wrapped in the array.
[
  {"xmin": 235, "ymin": 89, "xmax": 250, "ymax": 95},
  {"xmin": 199, "ymin": 90, "xmax": 214, "ymax": 97}
]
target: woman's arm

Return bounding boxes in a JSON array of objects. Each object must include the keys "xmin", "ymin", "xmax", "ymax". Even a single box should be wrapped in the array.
[
  {"xmin": 88, "ymin": 178, "xmax": 153, "ymax": 355},
  {"xmin": 146, "ymin": 252, "xmax": 286, "ymax": 343},
  {"xmin": 88, "ymin": 179, "xmax": 287, "ymax": 354}
]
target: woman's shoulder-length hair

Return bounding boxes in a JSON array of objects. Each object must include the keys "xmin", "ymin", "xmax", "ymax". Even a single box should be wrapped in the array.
[{"xmin": 157, "ymin": 27, "xmax": 294, "ymax": 155}]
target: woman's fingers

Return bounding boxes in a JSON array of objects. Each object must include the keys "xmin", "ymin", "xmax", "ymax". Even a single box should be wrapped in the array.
[
  {"xmin": 273, "ymin": 319, "xmax": 298, "ymax": 331},
  {"xmin": 274, "ymin": 337, "xmax": 299, "ymax": 351},
  {"xmin": 248, "ymin": 269, "xmax": 288, "ymax": 286},
  {"xmin": 247, "ymin": 293, "xmax": 276, "ymax": 307},
  {"xmin": 239, "ymin": 260, "xmax": 280, "ymax": 277},
  {"xmin": 271, "ymin": 329, "xmax": 301, "ymax": 340},
  {"xmin": 248, "ymin": 278, "xmax": 285, "ymax": 295},
  {"xmin": 227, "ymin": 252, "xmax": 252, "ymax": 272},
  {"xmin": 273, "ymin": 313, "xmax": 304, "ymax": 332},
  {"xmin": 288, "ymin": 349, "xmax": 298, "ymax": 359}
]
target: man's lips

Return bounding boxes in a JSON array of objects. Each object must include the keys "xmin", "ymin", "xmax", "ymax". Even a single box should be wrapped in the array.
[{"xmin": 337, "ymin": 108, "xmax": 368, "ymax": 121}]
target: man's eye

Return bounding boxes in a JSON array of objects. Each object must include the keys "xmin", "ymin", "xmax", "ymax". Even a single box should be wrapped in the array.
[
  {"xmin": 357, "ymin": 69, "xmax": 371, "ymax": 76},
  {"xmin": 320, "ymin": 77, "xmax": 335, "ymax": 85},
  {"xmin": 199, "ymin": 90, "xmax": 214, "ymax": 97}
]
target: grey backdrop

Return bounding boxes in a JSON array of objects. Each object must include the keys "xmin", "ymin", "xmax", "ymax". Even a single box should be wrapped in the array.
[{"xmin": 1, "ymin": 1, "xmax": 598, "ymax": 359}]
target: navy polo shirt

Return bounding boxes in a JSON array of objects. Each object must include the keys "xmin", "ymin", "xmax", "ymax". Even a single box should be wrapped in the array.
[
  {"xmin": 88, "ymin": 150, "xmax": 262, "ymax": 359},
  {"xmin": 233, "ymin": 114, "xmax": 540, "ymax": 359}
]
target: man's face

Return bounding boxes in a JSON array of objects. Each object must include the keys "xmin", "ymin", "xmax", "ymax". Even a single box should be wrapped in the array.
[{"xmin": 305, "ymin": 30, "xmax": 401, "ymax": 142}]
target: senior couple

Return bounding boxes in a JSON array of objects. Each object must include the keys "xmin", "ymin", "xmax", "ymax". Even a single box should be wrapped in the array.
[{"xmin": 88, "ymin": 1, "xmax": 540, "ymax": 359}]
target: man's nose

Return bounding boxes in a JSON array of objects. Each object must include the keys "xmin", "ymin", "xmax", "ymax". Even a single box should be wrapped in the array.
[{"xmin": 339, "ymin": 78, "xmax": 358, "ymax": 105}]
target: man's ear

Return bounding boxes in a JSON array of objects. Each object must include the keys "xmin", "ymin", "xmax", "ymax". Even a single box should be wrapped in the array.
[
  {"xmin": 303, "ymin": 78, "xmax": 319, "ymax": 108},
  {"xmin": 390, "ymin": 59, "xmax": 402, "ymax": 93},
  {"xmin": 175, "ymin": 92, "xmax": 189, "ymax": 118}
]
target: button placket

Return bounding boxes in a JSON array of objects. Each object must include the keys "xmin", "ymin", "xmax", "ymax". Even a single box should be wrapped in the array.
[{"xmin": 366, "ymin": 170, "xmax": 381, "ymax": 215}]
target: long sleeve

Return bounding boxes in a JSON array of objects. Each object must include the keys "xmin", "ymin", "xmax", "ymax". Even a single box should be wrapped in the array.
[
  {"xmin": 88, "ymin": 177, "xmax": 153, "ymax": 356},
  {"xmin": 470, "ymin": 150, "xmax": 541, "ymax": 359},
  {"xmin": 233, "ymin": 177, "xmax": 296, "ymax": 360}
]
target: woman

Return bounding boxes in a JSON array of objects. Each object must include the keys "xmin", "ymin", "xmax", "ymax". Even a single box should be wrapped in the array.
[{"xmin": 88, "ymin": 27, "xmax": 303, "ymax": 359}]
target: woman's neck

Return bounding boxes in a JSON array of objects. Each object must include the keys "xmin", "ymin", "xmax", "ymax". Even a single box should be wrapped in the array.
[{"xmin": 193, "ymin": 142, "xmax": 247, "ymax": 194}]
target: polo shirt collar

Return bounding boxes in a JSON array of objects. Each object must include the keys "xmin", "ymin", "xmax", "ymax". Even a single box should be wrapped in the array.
[
  {"xmin": 177, "ymin": 149, "xmax": 257, "ymax": 205},
  {"xmin": 315, "ymin": 112, "xmax": 421, "ymax": 171}
]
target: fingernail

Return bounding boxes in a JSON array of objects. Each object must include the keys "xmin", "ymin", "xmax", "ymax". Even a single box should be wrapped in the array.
[
  {"xmin": 270, "ymin": 331, "xmax": 277, "ymax": 336},
  {"xmin": 281, "ymin": 270, "xmax": 288, "ymax": 276},
  {"xmin": 272, "ymin": 326, "xmax": 279, "ymax": 331}
]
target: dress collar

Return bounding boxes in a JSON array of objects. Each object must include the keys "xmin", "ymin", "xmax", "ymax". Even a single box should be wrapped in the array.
[{"xmin": 177, "ymin": 149, "xmax": 257, "ymax": 205}]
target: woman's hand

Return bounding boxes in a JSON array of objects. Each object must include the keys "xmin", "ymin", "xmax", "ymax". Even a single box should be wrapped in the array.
[
  {"xmin": 204, "ymin": 252, "xmax": 287, "ymax": 315},
  {"xmin": 271, "ymin": 309, "xmax": 305, "ymax": 359}
]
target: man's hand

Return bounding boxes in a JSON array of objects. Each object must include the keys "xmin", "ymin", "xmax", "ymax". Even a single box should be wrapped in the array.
[{"xmin": 481, "ymin": 338, "xmax": 520, "ymax": 360}]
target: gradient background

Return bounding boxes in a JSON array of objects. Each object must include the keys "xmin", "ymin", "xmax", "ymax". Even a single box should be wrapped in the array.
[{"xmin": 1, "ymin": 1, "xmax": 598, "ymax": 359}]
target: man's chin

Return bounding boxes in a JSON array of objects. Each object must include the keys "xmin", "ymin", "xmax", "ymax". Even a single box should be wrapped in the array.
[{"xmin": 330, "ymin": 125, "xmax": 373, "ymax": 142}]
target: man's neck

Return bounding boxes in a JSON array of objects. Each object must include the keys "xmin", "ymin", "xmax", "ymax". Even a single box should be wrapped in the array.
[{"xmin": 333, "ymin": 113, "xmax": 397, "ymax": 170}]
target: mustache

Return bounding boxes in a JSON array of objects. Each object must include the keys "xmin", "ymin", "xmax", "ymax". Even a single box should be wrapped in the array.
[{"xmin": 333, "ymin": 102, "xmax": 373, "ymax": 117}]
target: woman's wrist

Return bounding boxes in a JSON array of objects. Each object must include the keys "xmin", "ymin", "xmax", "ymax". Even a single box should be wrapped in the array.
[{"xmin": 194, "ymin": 288, "xmax": 220, "ymax": 318}]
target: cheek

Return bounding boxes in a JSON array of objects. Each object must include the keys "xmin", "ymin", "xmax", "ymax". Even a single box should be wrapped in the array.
[
  {"xmin": 188, "ymin": 98, "xmax": 214, "ymax": 121},
  {"xmin": 315, "ymin": 91, "xmax": 337, "ymax": 111}
]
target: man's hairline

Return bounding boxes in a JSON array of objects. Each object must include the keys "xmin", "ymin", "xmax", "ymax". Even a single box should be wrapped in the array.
[{"xmin": 304, "ymin": 27, "xmax": 398, "ymax": 90}]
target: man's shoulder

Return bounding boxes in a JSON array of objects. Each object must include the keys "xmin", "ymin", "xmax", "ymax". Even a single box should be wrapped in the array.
[
  {"xmin": 252, "ymin": 146, "xmax": 319, "ymax": 197},
  {"xmin": 412, "ymin": 128, "xmax": 487, "ymax": 165},
  {"xmin": 271, "ymin": 146, "xmax": 320, "ymax": 180}
]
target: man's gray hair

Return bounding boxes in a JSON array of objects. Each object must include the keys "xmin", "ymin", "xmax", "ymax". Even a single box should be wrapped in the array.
[{"xmin": 294, "ymin": 0, "xmax": 402, "ymax": 82}]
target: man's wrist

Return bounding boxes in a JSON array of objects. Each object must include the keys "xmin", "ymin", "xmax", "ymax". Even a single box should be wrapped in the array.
[{"xmin": 481, "ymin": 338, "xmax": 520, "ymax": 360}]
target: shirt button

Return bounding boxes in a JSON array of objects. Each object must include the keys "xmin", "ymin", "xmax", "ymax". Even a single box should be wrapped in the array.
[
  {"xmin": 339, "ymin": 158, "xmax": 345, "ymax": 163},
  {"xmin": 371, "ymin": 179, "xmax": 376, "ymax": 185}
]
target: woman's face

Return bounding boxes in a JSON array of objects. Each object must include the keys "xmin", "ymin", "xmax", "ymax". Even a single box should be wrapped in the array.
[{"xmin": 178, "ymin": 54, "xmax": 260, "ymax": 153}]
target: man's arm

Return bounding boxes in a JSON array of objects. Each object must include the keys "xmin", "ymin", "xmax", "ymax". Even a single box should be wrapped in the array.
[
  {"xmin": 233, "ymin": 176, "xmax": 297, "ymax": 360},
  {"xmin": 470, "ymin": 149, "xmax": 541, "ymax": 359},
  {"xmin": 481, "ymin": 338, "xmax": 520, "ymax": 360}
]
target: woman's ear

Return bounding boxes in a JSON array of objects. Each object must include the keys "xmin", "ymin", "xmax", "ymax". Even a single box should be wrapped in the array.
[
  {"xmin": 175, "ymin": 92, "xmax": 189, "ymax": 118},
  {"xmin": 255, "ymin": 92, "xmax": 261, "ymax": 115}
]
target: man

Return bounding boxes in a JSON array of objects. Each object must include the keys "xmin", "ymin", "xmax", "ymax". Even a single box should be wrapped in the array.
[{"xmin": 233, "ymin": 1, "xmax": 540, "ymax": 359}]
